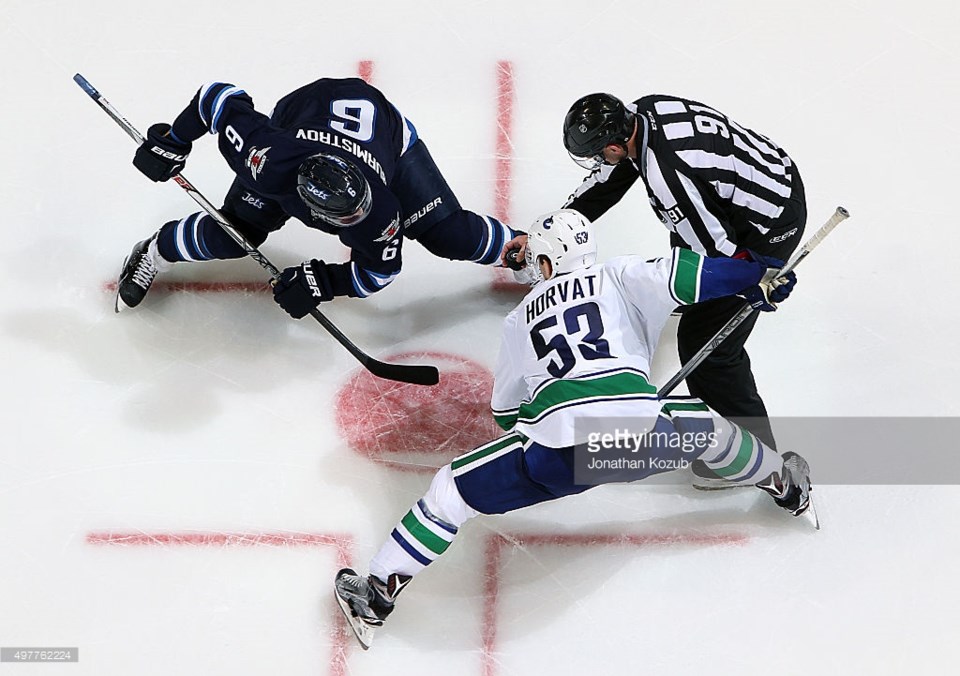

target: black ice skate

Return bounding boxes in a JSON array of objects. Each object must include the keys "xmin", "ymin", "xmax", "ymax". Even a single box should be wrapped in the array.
[
  {"xmin": 115, "ymin": 234, "xmax": 166, "ymax": 313},
  {"xmin": 334, "ymin": 567, "xmax": 411, "ymax": 650},
  {"xmin": 756, "ymin": 451, "xmax": 820, "ymax": 529}
]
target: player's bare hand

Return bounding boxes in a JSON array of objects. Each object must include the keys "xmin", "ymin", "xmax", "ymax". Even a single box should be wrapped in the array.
[{"xmin": 501, "ymin": 234, "xmax": 528, "ymax": 269}]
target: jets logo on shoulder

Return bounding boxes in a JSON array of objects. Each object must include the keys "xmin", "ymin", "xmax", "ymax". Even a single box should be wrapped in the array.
[
  {"xmin": 374, "ymin": 216, "xmax": 401, "ymax": 242},
  {"xmin": 245, "ymin": 146, "xmax": 271, "ymax": 181}
]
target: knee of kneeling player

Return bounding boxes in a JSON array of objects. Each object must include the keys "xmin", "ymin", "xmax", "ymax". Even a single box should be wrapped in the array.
[
  {"xmin": 422, "ymin": 465, "xmax": 478, "ymax": 529},
  {"xmin": 523, "ymin": 446, "xmax": 580, "ymax": 497},
  {"xmin": 219, "ymin": 209, "xmax": 272, "ymax": 248}
]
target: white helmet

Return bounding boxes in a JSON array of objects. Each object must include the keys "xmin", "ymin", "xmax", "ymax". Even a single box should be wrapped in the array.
[{"xmin": 525, "ymin": 209, "xmax": 597, "ymax": 282}]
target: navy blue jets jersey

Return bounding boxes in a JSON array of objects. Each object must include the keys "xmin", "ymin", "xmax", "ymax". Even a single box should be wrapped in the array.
[{"xmin": 169, "ymin": 78, "xmax": 419, "ymax": 299}]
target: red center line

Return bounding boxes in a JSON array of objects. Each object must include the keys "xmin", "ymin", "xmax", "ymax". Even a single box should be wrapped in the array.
[
  {"xmin": 480, "ymin": 531, "xmax": 750, "ymax": 676},
  {"xmin": 87, "ymin": 531, "xmax": 354, "ymax": 676},
  {"xmin": 494, "ymin": 60, "xmax": 515, "ymax": 224},
  {"xmin": 102, "ymin": 280, "xmax": 269, "ymax": 294},
  {"xmin": 358, "ymin": 60, "xmax": 375, "ymax": 84}
]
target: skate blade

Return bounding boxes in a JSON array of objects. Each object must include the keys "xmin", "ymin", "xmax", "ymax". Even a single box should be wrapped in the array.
[
  {"xmin": 115, "ymin": 255, "xmax": 133, "ymax": 314},
  {"xmin": 690, "ymin": 477, "xmax": 756, "ymax": 492},
  {"xmin": 801, "ymin": 492, "xmax": 821, "ymax": 530},
  {"xmin": 334, "ymin": 589, "xmax": 377, "ymax": 650}
]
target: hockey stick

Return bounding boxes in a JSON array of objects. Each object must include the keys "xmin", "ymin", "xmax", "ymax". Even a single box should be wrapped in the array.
[
  {"xmin": 74, "ymin": 73, "xmax": 439, "ymax": 386},
  {"xmin": 657, "ymin": 206, "xmax": 850, "ymax": 397}
]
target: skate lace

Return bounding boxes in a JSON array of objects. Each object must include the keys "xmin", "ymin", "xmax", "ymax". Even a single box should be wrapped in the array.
[
  {"xmin": 131, "ymin": 253, "xmax": 158, "ymax": 289},
  {"xmin": 339, "ymin": 574, "xmax": 368, "ymax": 595}
]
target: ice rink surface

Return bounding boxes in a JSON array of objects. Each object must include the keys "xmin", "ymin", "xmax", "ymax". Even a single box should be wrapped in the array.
[{"xmin": 2, "ymin": 1, "xmax": 960, "ymax": 674}]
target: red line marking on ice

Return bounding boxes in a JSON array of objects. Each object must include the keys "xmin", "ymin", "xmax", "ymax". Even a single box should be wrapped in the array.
[
  {"xmin": 102, "ymin": 280, "xmax": 268, "ymax": 294},
  {"xmin": 358, "ymin": 60, "xmax": 375, "ymax": 83},
  {"xmin": 490, "ymin": 60, "xmax": 527, "ymax": 294},
  {"xmin": 494, "ymin": 60, "xmax": 515, "ymax": 224},
  {"xmin": 480, "ymin": 531, "xmax": 749, "ymax": 676},
  {"xmin": 87, "ymin": 531, "xmax": 353, "ymax": 676}
]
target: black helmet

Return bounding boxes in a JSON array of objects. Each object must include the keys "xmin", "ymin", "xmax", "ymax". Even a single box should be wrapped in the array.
[
  {"xmin": 562, "ymin": 93, "xmax": 635, "ymax": 162},
  {"xmin": 296, "ymin": 153, "xmax": 372, "ymax": 227}
]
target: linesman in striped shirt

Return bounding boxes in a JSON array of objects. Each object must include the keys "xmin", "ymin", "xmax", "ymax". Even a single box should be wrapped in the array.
[{"xmin": 517, "ymin": 93, "xmax": 807, "ymax": 460}]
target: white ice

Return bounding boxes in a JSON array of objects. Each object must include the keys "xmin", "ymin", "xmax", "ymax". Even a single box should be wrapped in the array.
[{"xmin": 2, "ymin": 1, "xmax": 959, "ymax": 674}]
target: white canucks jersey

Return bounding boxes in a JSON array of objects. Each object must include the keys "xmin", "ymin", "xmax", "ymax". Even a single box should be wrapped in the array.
[{"xmin": 491, "ymin": 249, "xmax": 707, "ymax": 447}]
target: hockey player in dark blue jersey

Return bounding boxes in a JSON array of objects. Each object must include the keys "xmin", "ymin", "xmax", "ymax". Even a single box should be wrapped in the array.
[{"xmin": 116, "ymin": 78, "xmax": 517, "ymax": 317}]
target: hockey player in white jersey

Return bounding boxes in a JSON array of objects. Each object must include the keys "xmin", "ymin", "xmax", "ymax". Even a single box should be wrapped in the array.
[{"xmin": 334, "ymin": 209, "xmax": 810, "ymax": 648}]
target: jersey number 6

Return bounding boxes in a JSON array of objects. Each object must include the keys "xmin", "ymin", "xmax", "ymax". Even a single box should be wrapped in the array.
[{"xmin": 530, "ymin": 302, "xmax": 613, "ymax": 378}]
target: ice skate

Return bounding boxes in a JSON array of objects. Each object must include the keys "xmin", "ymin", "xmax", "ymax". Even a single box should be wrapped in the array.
[
  {"xmin": 334, "ymin": 568, "xmax": 410, "ymax": 650},
  {"xmin": 756, "ymin": 451, "xmax": 820, "ymax": 529},
  {"xmin": 115, "ymin": 234, "xmax": 167, "ymax": 312}
]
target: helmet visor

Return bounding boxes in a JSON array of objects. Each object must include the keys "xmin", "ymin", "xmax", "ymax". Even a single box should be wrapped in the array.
[{"xmin": 297, "ymin": 179, "xmax": 373, "ymax": 228}]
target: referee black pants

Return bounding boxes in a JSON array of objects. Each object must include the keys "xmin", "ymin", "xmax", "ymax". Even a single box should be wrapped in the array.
[{"xmin": 676, "ymin": 167, "xmax": 806, "ymax": 449}]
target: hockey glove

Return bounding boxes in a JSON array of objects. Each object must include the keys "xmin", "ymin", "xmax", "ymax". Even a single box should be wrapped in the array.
[
  {"xmin": 738, "ymin": 252, "xmax": 797, "ymax": 312},
  {"xmin": 272, "ymin": 259, "xmax": 335, "ymax": 319},
  {"xmin": 133, "ymin": 123, "xmax": 192, "ymax": 182}
]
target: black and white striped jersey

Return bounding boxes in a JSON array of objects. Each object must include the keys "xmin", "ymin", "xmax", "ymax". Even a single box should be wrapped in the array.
[{"xmin": 564, "ymin": 95, "xmax": 797, "ymax": 258}]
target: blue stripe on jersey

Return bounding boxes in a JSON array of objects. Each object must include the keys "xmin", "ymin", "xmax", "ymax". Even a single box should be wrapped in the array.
[
  {"xmin": 193, "ymin": 215, "xmax": 215, "ymax": 259},
  {"xmin": 350, "ymin": 263, "xmax": 370, "ymax": 297},
  {"xmin": 174, "ymin": 213, "xmax": 203, "ymax": 262},
  {"xmin": 469, "ymin": 217, "xmax": 495, "ymax": 263},
  {"xmin": 390, "ymin": 529, "xmax": 432, "ymax": 566},
  {"xmin": 403, "ymin": 118, "xmax": 419, "ymax": 154},
  {"xmin": 416, "ymin": 499, "xmax": 458, "ymax": 535},
  {"xmin": 740, "ymin": 441, "xmax": 768, "ymax": 481},
  {"xmin": 196, "ymin": 83, "xmax": 246, "ymax": 134},
  {"xmin": 391, "ymin": 104, "xmax": 419, "ymax": 155},
  {"xmin": 471, "ymin": 216, "xmax": 512, "ymax": 265},
  {"xmin": 365, "ymin": 269, "xmax": 399, "ymax": 288},
  {"xmin": 211, "ymin": 86, "xmax": 245, "ymax": 134},
  {"xmin": 351, "ymin": 264, "xmax": 398, "ymax": 297}
]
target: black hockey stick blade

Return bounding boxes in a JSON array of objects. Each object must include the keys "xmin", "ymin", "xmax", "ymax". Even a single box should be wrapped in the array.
[
  {"xmin": 307, "ymin": 308, "xmax": 439, "ymax": 386},
  {"xmin": 363, "ymin": 359, "xmax": 440, "ymax": 386}
]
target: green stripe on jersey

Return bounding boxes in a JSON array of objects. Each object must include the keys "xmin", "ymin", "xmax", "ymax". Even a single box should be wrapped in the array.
[
  {"xmin": 713, "ymin": 427, "xmax": 756, "ymax": 478},
  {"xmin": 518, "ymin": 371, "xmax": 656, "ymax": 424},
  {"xmin": 661, "ymin": 401, "xmax": 711, "ymax": 415},
  {"xmin": 451, "ymin": 435, "xmax": 519, "ymax": 471},
  {"xmin": 493, "ymin": 411, "xmax": 519, "ymax": 431},
  {"xmin": 400, "ymin": 510, "xmax": 452, "ymax": 556},
  {"xmin": 673, "ymin": 249, "xmax": 703, "ymax": 304}
]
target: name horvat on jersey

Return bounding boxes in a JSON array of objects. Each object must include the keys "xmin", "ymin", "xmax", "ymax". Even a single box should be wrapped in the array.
[
  {"xmin": 295, "ymin": 129, "xmax": 387, "ymax": 184},
  {"xmin": 525, "ymin": 273, "xmax": 599, "ymax": 323}
]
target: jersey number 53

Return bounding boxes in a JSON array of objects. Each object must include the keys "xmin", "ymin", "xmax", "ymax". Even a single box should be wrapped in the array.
[{"xmin": 530, "ymin": 302, "xmax": 613, "ymax": 378}]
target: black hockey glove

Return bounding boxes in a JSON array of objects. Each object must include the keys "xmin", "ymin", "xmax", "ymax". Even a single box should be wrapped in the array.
[
  {"xmin": 133, "ymin": 123, "xmax": 192, "ymax": 182},
  {"xmin": 272, "ymin": 259, "xmax": 335, "ymax": 319},
  {"xmin": 738, "ymin": 252, "xmax": 797, "ymax": 312}
]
